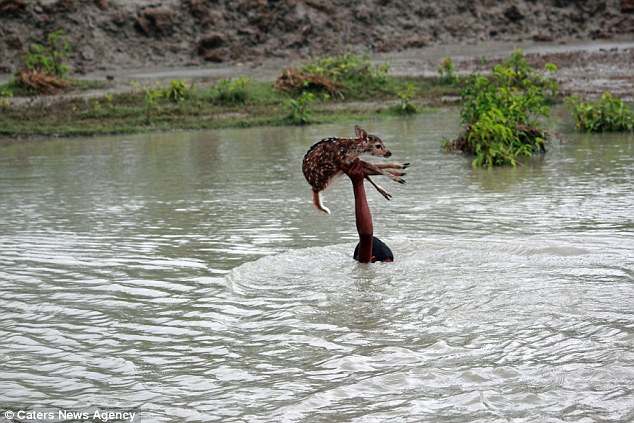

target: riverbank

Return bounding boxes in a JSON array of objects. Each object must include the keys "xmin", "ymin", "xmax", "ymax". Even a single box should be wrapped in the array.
[
  {"xmin": 2, "ymin": 0, "xmax": 633, "ymax": 72},
  {"xmin": 0, "ymin": 72, "xmax": 459, "ymax": 139},
  {"xmin": 1, "ymin": 40, "xmax": 633, "ymax": 140}
]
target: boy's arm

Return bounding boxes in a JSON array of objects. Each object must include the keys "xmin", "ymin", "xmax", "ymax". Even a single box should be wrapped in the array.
[{"xmin": 345, "ymin": 160, "xmax": 373, "ymax": 263}]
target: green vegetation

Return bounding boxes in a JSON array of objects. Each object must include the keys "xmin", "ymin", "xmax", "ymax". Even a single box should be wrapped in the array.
[
  {"xmin": 212, "ymin": 77, "xmax": 251, "ymax": 105},
  {"xmin": 285, "ymin": 91, "xmax": 315, "ymax": 124},
  {"xmin": 164, "ymin": 79, "xmax": 194, "ymax": 104},
  {"xmin": 0, "ymin": 89, "xmax": 12, "ymax": 110},
  {"xmin": 437, "ymin": 56, "xmax": 456, "ymax": 85},
  {"xmin": 274, "ymin": 52, "xmax": 422, "ymax": 101},
  {"xmin": 1, "ymin": 50, "xmax": 462, "ymax": 138},
  {"xmin": 13, "ymin": 30, "xmax": 74, "ymax": 94},
  {"xmin": 22, "ymin": 30, "xmax": 72, "ymax": 78},
  {"xmin": 140, "ymin": 81, "xmax": 164, "ymax": 124},
  {"xmin": 445, "ymin": 49, "xmax": 559, "ymax": 168},
  {"xmin": 3, "ymin": 40, "xmax": 630, "ymax": 176},
  {"xmin": 301, "ymin": 52, "xmax": 390, "ymax": 96},
  {"xmin": 0, "ymin": 78, "xmax": 376, "ymax": 137},
  {"xmin": 566, "ymin": 92, "xmax": 633, "ymax": 132},
  {"xmin": 395, "ymin": 83, "xmax": 417, "ymax": 114}
]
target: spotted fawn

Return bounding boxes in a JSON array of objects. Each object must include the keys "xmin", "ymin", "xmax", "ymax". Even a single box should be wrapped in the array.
[{"xmin": 302, "ymin": 125, "xmax": 409, "ymax": 214}]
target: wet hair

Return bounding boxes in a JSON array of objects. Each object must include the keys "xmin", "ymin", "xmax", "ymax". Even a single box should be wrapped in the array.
[{"xmin": 353, "ymin": 236, "xmax": 394, "ymax": 262}]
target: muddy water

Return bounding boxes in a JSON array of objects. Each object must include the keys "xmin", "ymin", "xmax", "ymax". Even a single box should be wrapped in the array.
[{"xmin": 1, "ymin": 112, "xmax": 633, "ymax": 422}]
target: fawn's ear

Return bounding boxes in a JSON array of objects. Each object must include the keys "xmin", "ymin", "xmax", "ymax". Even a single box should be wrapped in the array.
[{"xmin": 355, "ymin": 125, "xmax": 368, "ymax": 140}]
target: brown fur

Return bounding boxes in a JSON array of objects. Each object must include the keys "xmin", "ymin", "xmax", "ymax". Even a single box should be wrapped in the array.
[{"xmin": 302, "ymin": 125, "xmax": 409, "ymax": 214}]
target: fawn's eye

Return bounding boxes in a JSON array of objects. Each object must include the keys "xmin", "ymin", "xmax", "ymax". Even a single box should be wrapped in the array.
[{"xmin": 375, "ymin": 143, "xmax": 382, "ymax": 149}]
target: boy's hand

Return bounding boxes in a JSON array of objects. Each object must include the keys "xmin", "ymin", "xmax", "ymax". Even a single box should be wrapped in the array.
[{"xmin": 345, "ymin": 159, "xmax": 365, "ymax": 183}]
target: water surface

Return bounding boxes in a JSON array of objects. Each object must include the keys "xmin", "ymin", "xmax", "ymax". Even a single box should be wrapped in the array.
[{"xmin": 1, "ymin": 113, "xmax": 633, "ymax": 422}]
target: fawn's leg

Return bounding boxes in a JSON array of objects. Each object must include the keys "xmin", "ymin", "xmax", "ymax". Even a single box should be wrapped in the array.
[
  {"xmin": 373, "ymin": 162, "xmax": 410, "ymax": 170},
  {"xmin": 368, "ymin": 163, "xmax": 409, "ymax": 179},
  {"xmin": 359, "ymin": 160, "xmax": 407, "ymax": 184},
  {"xmin": 364, "ymin": 175, "xmax": 392, "ymax": 200},
  {"xmin": 383, "ymin": 168, "xmax": 408, "ymax": 179}
]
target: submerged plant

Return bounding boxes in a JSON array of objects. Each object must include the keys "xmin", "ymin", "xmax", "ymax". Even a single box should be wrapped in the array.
[
  {"xmin": 446, "ymin": 49, "xmax": 558, "ymax": 168},
  {"xmin": 566, "ymin": 92, "xmax": 633, "ymax": 132}
]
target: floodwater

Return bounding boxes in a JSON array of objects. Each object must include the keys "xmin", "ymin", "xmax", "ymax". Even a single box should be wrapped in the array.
[{"xmin": 1, "ymin": 112, "xmax": 633, "ymax": 422}]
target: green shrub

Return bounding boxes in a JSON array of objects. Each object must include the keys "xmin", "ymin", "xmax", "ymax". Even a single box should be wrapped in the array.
[
  {"xmin": 22, "ymin": 30, "xmax": 72, "ymax": 77},
  {"xmin": 280, "ymin": 52, "xmax": 390, "ymax": 99},
  {"xmin": 565, "ymin": 92, "xmax": 633, "ymax": 132},
  {"xmin": 446, "ymin": 49, "xmax": 558, "ymax": 168},
  {"xmin": 213, "ymin": 77, "xmax": 251, "ymax": 104},
  {"xmin": 395, "ymin": 83, "xmax": 417, "ymax": 114},
  {"xmin": 0, "ymin": 89, "xmax": 12, "ymax": 110},
  {"xmin": 131, "ymin": 80, "xmax": 163, "ymax": 124},
  {"xmin": 437, "ymin": 56, "xmax": 455, "ymax": 85},
  {"xmin": 302, "ymin": 52, "xmax": 389, "ymax": 84},
  {"xmin": 286, "ymin": 91, "xmax": 314, "ymax": 124},
  {"xmin": 465, "ymin": 108, "xmax": 546, "ymax": 168},
  {"xmin": 104, "ymin": 93, "xmax": 114, "ymax": 109},
  {"xmin": 163, "ymin": 79, "xmax": 194, "ymax": 103}
]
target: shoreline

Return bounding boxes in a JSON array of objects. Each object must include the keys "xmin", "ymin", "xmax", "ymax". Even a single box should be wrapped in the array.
[{"xmin": 1, "ymin": 41, "xmax": 633, "ymax": 141}]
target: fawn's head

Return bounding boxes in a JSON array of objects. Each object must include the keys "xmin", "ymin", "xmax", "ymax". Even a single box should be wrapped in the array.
[{"xmin": 355, "ymin": 125, "xmax": 392, "ymax": 158}]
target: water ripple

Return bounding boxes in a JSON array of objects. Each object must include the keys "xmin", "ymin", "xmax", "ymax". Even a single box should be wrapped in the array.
[{"xmin": 1, "ymin": 120, "xmax": 633, "ymax": 421}]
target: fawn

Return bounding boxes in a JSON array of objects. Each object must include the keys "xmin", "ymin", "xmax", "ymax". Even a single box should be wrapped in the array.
[{"xmin": 302, "ymin": 125, "xmax": 409, "ymax": 214}]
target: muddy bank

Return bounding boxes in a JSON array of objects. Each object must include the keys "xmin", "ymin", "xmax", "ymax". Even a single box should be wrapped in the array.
[
  {"xmin": 383, "ymin": 40, "xmax": 634, "ymax": 100},
  {"xmin": 1, "ymin": 0, "xmax": 634, "ymax": 74},
  {"xmin": 3, "ymin": 40, "xmax": 633, "ymax": 111}
]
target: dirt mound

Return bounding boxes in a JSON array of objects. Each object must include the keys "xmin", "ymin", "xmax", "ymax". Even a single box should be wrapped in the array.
[{"xmin": 1, "ymin": 0, "xmax": 633, "ymax": 74}]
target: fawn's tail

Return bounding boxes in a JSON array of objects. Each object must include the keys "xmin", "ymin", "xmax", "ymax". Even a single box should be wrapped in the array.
[{"xmin": 313, "ymin": 191, "xmax": 331, "ymax": 214}]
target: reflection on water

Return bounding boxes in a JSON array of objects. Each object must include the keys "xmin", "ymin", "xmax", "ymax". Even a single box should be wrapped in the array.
[{"xmin": 1, "ymin": 112, "xmax": 633, "ymax": 422}]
